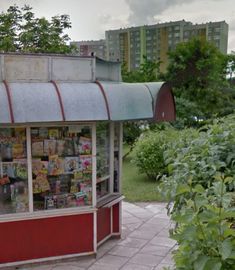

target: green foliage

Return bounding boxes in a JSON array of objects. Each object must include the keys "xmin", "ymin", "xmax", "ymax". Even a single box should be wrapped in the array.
[
  {"xmin": 132, "ymin": 127, "xmax": 196, "ymax": 180},
  {"xmin": 173, "ymin": 97, "xmax": 205, "ymax": 129},
  {"xmin": 122, "ymin": 55, "xmax": 161, "ymax": 83},
  {"xmin": 122, "ymin": 145, "xmax": 164, "ymax": 202},
  {"xmin": 0, "ymin": 5, "xmax": 77, "ymax": 54},
  {"xmin": 123, "ymin": 122, "xmax": 143, "ymax": 148},
  {"xmin": 158, "ymin": 114, "xmax": 235, "ymax": 269},
  {"xmin": 164, "ymin": 38, "xmax": 235, "ymax": 118}
]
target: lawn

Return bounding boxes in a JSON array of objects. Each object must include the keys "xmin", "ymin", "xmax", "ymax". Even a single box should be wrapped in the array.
[{"xmin": 122, "ymin": 147, "xmax": 164, "ymax": 202}]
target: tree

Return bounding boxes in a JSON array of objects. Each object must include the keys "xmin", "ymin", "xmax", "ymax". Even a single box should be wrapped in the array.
[
  {"xmin": 163, "ymin": 38, "xmax": 234, "ymax": 118},
  {"xmin": 226, "ymin": 53, "xmax": 235, "ymax": 86},
  {"xmin": 122, "ymin": 55, "xmax": 161, "ymax": 83},
  {"xmin": 0, "ymin": 5, "xmax": 77, "ymax": 54}
]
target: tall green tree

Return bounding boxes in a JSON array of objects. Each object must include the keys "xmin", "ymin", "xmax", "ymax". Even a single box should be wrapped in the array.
[
  {"xmin": 122, "ymin": 55, "xmax": 161, "ymax": 83},
  {"xmin": 0, "ymin": 5, "xmax": 77, "ymax": 54},
  {"xmin": 163, "ymin": 38, "xmax": 234, "ymax": 118}
]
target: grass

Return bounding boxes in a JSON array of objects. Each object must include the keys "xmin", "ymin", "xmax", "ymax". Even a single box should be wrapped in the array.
[{"xmin": 122, "ymin": 146, "xmax": 164, "ymax": 202}]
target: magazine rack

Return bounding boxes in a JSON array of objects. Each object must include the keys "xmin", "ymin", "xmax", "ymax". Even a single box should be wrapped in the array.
[{"xmin": 0, "ymin": 53, "xmax": 175, "ymax": 267}]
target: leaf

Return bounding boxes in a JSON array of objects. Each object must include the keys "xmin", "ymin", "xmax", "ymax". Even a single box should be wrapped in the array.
[
  {"xmin": 193, "ymin": 184, "xmax": 205, "ymax": 193},
  {"xmin": 194, "ymin": 255, "xmax": 209, "ymax": 270},
  {"xmin": 204, "ymin": 259, "xmax": 222, "ymax": 270},
  {"xmin": 219, "ymin": 239, "xmax": 233, "ymax": 260},
  {"xmin": 176, "ymin": 184, "xmax": 191, "ymax": 195}
]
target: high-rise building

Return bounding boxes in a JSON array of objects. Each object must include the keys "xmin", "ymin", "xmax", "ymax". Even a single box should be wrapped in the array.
[
  {"xmin": 105, "ymin": 20, "xmax": 228, "ymax": 72},
  {"xmin": 71, "ymin": 39, "xmax": 107, "ymax": 59}
]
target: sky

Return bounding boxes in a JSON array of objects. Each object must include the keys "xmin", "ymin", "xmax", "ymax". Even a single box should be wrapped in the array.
[{"xmin": 0, "ymin": 0, "xmax": 235, "ymax": 52}]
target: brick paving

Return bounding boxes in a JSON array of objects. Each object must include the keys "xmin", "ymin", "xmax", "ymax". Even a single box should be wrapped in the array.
[{"xmin": 16, "ymin": 202, "xmax": 176, "ymax": 270}]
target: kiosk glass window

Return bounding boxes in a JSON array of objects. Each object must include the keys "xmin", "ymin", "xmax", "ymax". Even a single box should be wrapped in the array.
[
  {"xmin": 0, "ymin": 128, "xmax": 29, "ymax": 214},
  {"xmin": 96, "ymin": 123, "xmax": 110, "ymax": 199},
  {"xmin": 113, "ymin": 123, "xmax": 120, "ymax": 193},
  {"xmin": 31, "ymin": 125, "xmax": 92, "ymax": 211}
]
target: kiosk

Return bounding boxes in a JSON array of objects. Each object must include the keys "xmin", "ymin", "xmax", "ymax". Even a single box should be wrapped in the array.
[{"xmin": 0, "ymin": 53, "xmax": 175, "ymax": 267}]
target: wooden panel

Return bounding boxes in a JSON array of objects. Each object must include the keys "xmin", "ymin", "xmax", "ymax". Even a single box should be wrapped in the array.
[
  {"xmin": 97, "ymin": 207, "xmax": 111, "ymax": 243},
  {"xmin": 0, "ymin": 213, "xmax": 93, "ymax": 264}
]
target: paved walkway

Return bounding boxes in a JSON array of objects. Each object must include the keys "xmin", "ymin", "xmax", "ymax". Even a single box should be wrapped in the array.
[{"xmin": 18, "ymin": 202, "xmax": 176, "ymax": 270}]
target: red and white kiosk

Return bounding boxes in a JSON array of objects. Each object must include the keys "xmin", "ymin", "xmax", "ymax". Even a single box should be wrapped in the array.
[{"xmin": 0, "ymin": 53, "xmax": 175, "ymax": 267}]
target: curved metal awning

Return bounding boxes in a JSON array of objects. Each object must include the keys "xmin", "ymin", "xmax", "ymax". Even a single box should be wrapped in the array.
[{"xmin": 0, "ymin": 81, "xmax": 175, "ymax": 124}]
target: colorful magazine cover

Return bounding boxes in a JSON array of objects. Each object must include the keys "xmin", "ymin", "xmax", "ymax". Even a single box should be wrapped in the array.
[
  {"xmin": 48, "ymin": 129, "xmax": 59, "ymax": 139},
  {"xmin": 63, "ymin": 138, "xmax": 74, "ymax": 156},
  {"xmin": 12, "ymin": 143, "xmax": 25, "ymax": 159},
  {"xmin": 79, "ymin": 137, "xmax": 92, "ymax": 155},
  {"xmin": 44, "ymin": 195, "xmax": 57, "ymax": 210},
  {"xmin": 48, "ymin": 155, "xmax": 64, "ymax": 176},
  {"xmin": 70, "ymin": 179, "xmax": 80, "ymax": 193},
  {"xmin": 32, "ymin": 140, "xmax": 44, "ymax": 157},
  {"xmin": 33, "ymin": 172, "xmax": 50, "ymax": 194},
  {"xmin": 2, "ymin": 162, "xmax": 16, "ymax": 178},
  {"xmin": 79, "ymin": 156, "xmax": 92, "ymax": 171},
  {"xmin": 56, "ymin": 140, "xmax": 65, "ymax": 156},
  {"xmin": 82, "ymin": 170, "xmax": 92, "ymax": 182},
  {"xmin": 14, "ymin": 159, "xmax": 27, "ymax": 180},
  {"xmin": 32, "ymin": 159, "xmax": 48, "ymax": 176},
  {"xmin": 56, "ymin": 194, "xmax": 67, "ymax": 208},
  {"xmin": 44, "ymin": 140, "xmax": 57, "ymax": 156},
  {"xmin": 1, "ymin": 143, "xmax": 12, "ymax": 160},
  {"xmin": 64, "ymin": 157, "xmax": 79, "ymax": 173},
  {"xmin": 73, "ymin": 171, "xmax": 83, "ymax": 180}
]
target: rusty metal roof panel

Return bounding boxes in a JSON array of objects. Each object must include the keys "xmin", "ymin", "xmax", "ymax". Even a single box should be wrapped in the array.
[
  {"xmin": 58, "ymin": 83, "xmax": 108, "ymax": 121},
  {"xmin": 10, "ymin": 83, "xmax": 62, "ymax": 123},
  {"xmin": 100, "ymin": 82, "xmax": 153, "ymax": 121},
  {"xmin": 0, "ymin": 83, "xmax": 11, "ymax": 123}
]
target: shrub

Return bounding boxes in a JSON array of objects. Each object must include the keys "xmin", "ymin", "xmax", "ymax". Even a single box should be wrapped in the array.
[
  {"xmin": 158, "ymin": 114, "xmax": 235, "ymax": 269},
  {"xmin": 132, "ymin": 127, "xmax": 198, "ymax": 180}
]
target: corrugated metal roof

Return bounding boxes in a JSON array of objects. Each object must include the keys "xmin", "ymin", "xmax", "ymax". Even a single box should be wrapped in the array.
[
  {"xmin": 144, "ymin": 82, "xmax": 164, "ymax": 105},
  {"xmin": 0, "ymin": 84, "xmax": 11, "ymax": 123},
  {"xmin": 58, "ymin": 83, "xmax": 108, "ymax": 121},
  {"xmin": 100, "ymin": 82, "xmax": 153, "ymax": 121},
  {"xmin": 0, "ymin": 81, "xmax": 174, "ymax": 124},
  {"xmin": 10, "ymin": 83, "xmax": 62, "ymax": 123}
]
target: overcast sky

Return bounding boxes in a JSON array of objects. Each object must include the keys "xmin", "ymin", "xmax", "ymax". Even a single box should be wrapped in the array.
[{"xmin": 0, "ymin": 0, "xmax": 235, "ymax": 52}]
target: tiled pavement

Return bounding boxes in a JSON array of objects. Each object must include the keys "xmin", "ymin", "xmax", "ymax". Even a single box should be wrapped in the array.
[{"xmin": 17, "ymin": 202, "xmax": 177, "ymax": 270}]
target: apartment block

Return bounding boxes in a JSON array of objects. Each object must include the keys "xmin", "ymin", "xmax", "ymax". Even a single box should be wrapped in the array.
[
  {"xmin": 105, "ymin": 20, "xmax": 228, "ymax": 72},
  {"xmin": 71, "ymin": 39, "xmax": 107, "ymax": 59}
]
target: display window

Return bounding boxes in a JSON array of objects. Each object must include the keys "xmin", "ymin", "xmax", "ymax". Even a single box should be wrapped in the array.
[
  {"xmin": 0, "ymin": 128, "xmax": 29, "ymax": 214},
  {"xmin": 31, "ymin": 125, "xmax": 92, "ymax": 211},
  {"xmin": 96, "ymin": 123, "xmax": 110, "ymax": 199}
]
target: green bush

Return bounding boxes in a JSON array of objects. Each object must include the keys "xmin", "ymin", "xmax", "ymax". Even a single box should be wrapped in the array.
[
  {"xmin": 159, "ymin": 115, "xmax": 235, "ymax": 270},
  {"xmin": 132, "ymin": 127, "xmax": 198, "ymax": 180}
]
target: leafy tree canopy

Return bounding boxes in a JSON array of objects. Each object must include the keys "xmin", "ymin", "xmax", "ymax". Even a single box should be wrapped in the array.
[
  {"xmin": 162, "ymin": 38, "xmax": 235, "ymax": 118},
  {"xmin": 122, "ymin": 55, "xmax": 161, "ymax": 83},
  {"xmin": 0, "ymin": 5, "xmax": 77, "ymax": 54}
]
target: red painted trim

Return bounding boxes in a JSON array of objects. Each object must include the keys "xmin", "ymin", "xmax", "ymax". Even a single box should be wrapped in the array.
[
  {"xmin": 95, "ymin": 80, "xmax": 111, "ymax": 120},
  {"xmin": 2, "ymin": 80, "xmax": 14, "ymax": 123},
  {"xmin": 50, "ymin": 80, "xmax": 66, "ymax": 121}
]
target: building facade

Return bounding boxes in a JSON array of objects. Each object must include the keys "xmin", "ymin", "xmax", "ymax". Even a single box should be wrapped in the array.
[
  {"xmin": 105, "ymin": 20, "xmax": 228, "ymax": 72},
  {"xmin": 71, "ymin": 39, "xmax": 107, "ymax": 59}
]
